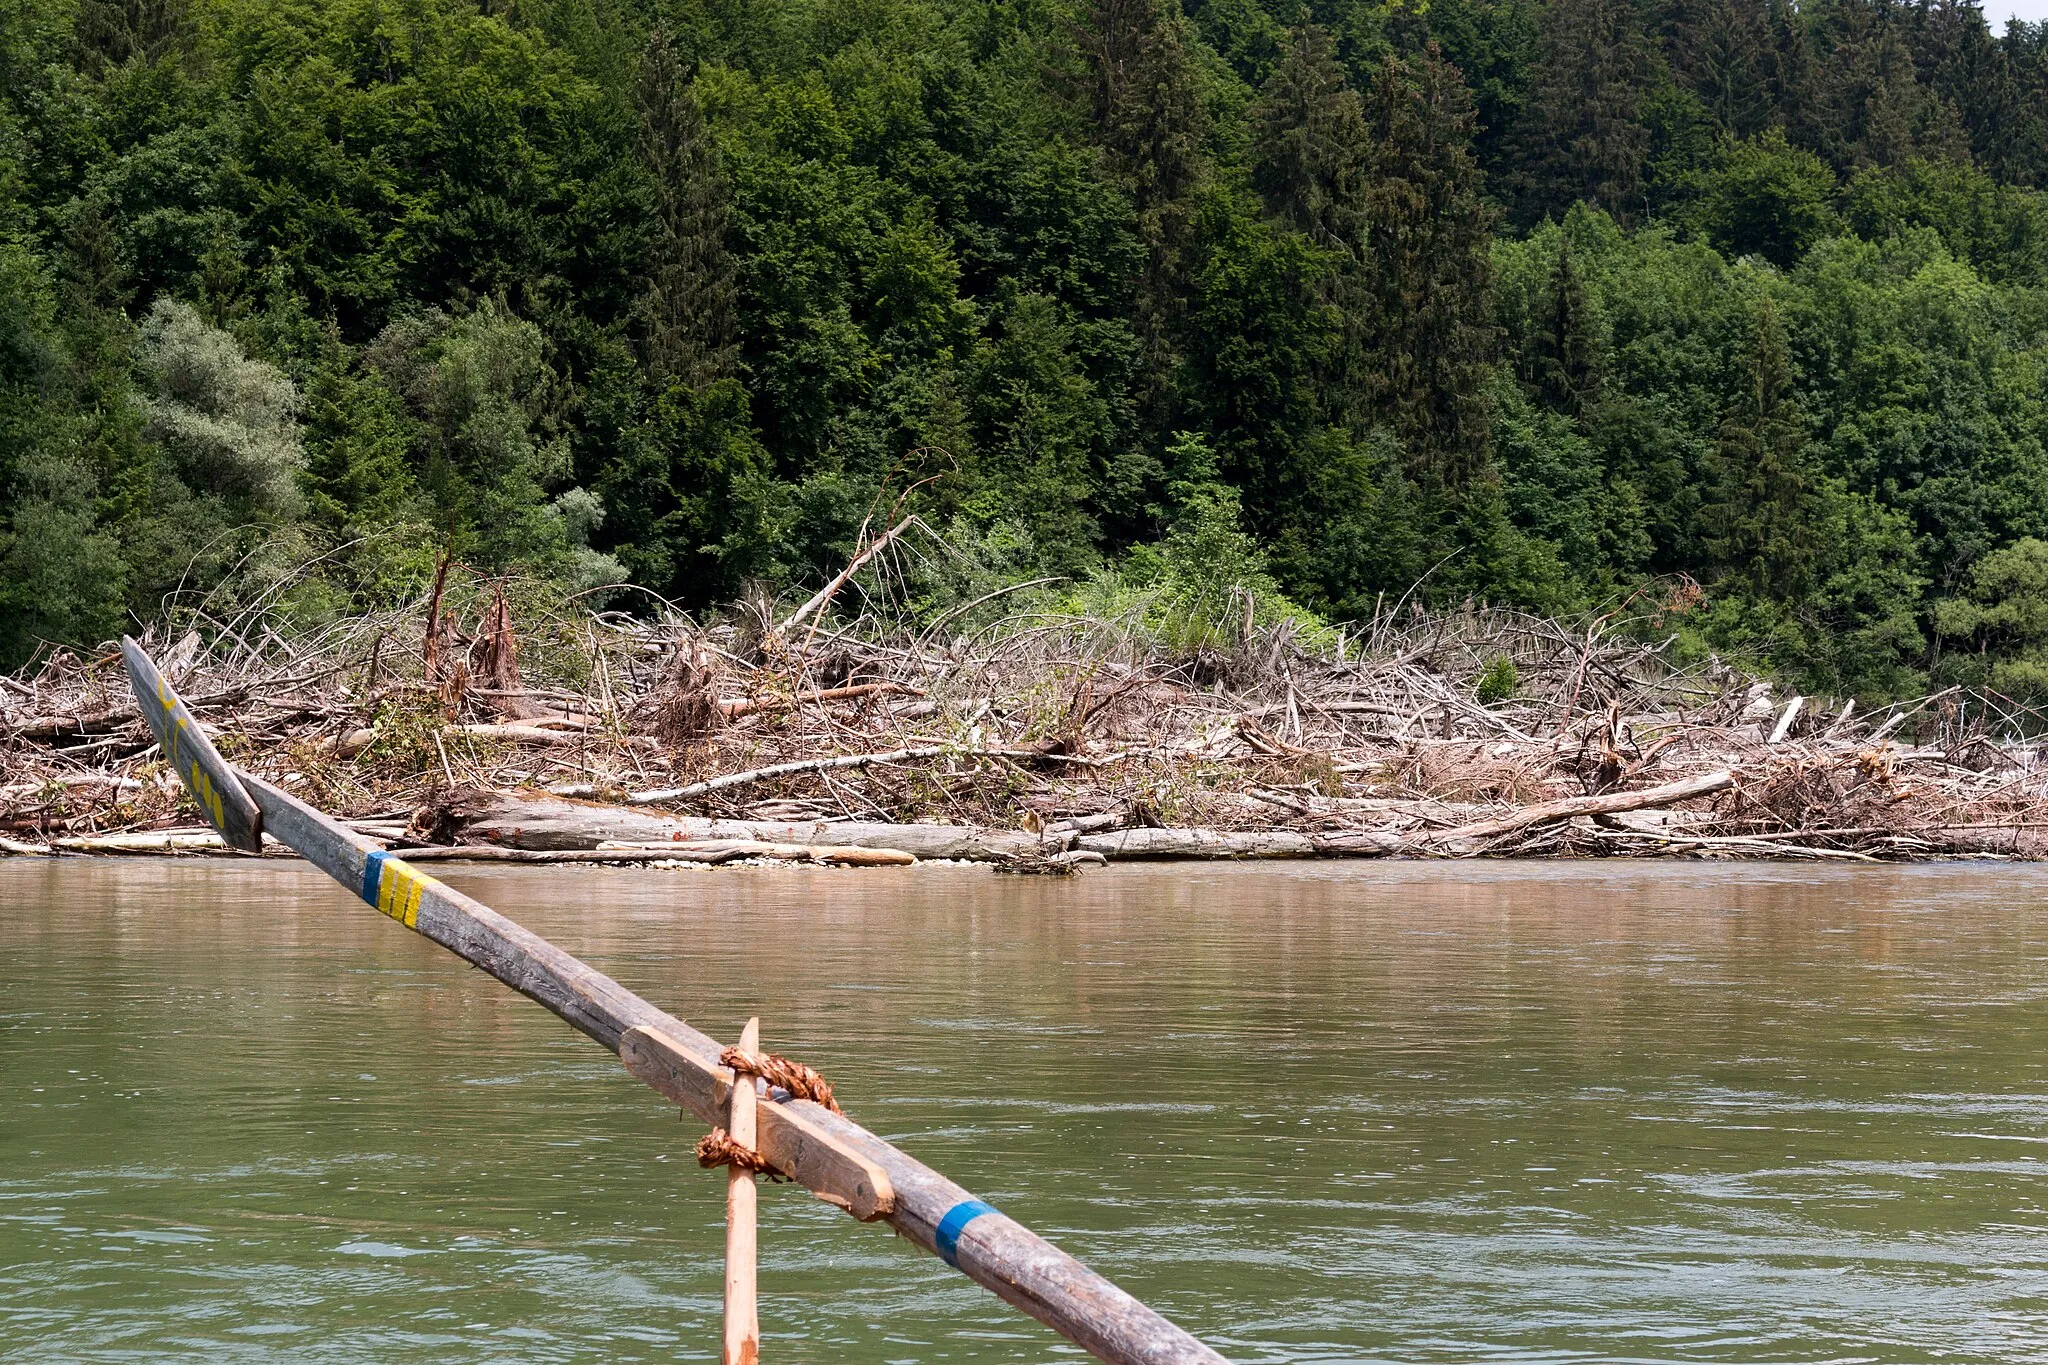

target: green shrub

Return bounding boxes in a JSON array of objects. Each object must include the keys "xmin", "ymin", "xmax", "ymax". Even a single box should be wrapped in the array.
[{"xmin": 1476, "ymin": 655, "xmax": 1520, "ymax": 704}]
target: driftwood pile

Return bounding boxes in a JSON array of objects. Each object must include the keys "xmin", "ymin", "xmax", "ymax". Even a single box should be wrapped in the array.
[{"xmin": 6, "ymin": 566, "xmax": 2048, "ymax": 866}]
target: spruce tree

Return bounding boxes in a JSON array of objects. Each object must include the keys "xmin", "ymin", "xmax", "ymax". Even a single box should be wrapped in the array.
[
  {"xmin": 1522, "ymin": 237, "xmax": 1602, "ymax": 419},
  {"xmin": 1812, "ymin": 0, "xmax": 1962, "ymax": 170},
  {"xmin": 1508, "ymin": 0, "xmax": 1654, "ymax": 225},
  {"xmin": 1708, "ymin": 298, "xmax": 1813, "ymax": 599},
  {"xmin": 635, "ymin": 29, "xmax": 736, "ymax": 391},
  {"xmin": 1910, "ymin": 0, "xmax": 2032, "ymax": 184},
  {"xmin": 1250, "ymin": 20, "xmax": 1367, "ymax": 251},
  {"xmin": 1075, "ymin": 0, "xmax": 1207, "ymax": 367},
  {"xmin": 1248, "ymin": 19, "xmax": 1373, "ymax": 431},
  {"xmin": 1764, "ymin": 0, "xmax": 1826, "ymax": 152},
  {"xmin": 73, "ymin": 0, "xmax": 186, "ymax": 74},
  {"xmin": 1667, "ymin": 0, "xmax": 1774, "ymax": 137},
  {"xmin": 2000, "ymin": 20, "xmax": 2048, "ymax": 185},
  {"xmin": 1359, "ymin": 45, "xmax": 1498, "ymax": 490}
]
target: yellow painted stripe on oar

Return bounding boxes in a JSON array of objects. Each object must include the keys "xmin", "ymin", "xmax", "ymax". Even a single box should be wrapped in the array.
[
  {"xmin": 156, "ymin": 683, "xmax": 228, "ymax": 833},
  {"xmin": 358, "ymin": 850, "xmax": 434, "ymax": 930}
]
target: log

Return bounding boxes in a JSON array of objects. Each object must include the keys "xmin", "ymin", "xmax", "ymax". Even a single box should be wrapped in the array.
[
  {"xmin": 438, "ymin": 790, "xmax": 1040, "ymax": 861},
  {"xmin": 390, "ymin": 841, "xmax": 917, "ymax": 866},
  {"xmin": 1309, "ymin": 830, "xmax": 1420, "ymax": 856},
  {"xmin": 1075, "ymin": 828, "xmax": 1318, "ymax": 859},
  {"xmin": 1073, "ymin": 828, "xmax": 1420, "ymax": 860},
  {"xmin": 458, "ymin": 722, "xmax": 587, "ymax": 747},
  {"xmin": 450, "ymin": 794, "xmax": 1432, "ymax": 864},
  {"xmin": 1888, "ymin": 824, "xmax": 2048, "ymax": 858},
  {"xmin": 600, "ymin": 839, "xmax": 916, "ymax": 866},
  {"xmin": 1769, "ymin": 696, "xmax": 1804, "ymax": 744},
  {"xmin": 51, "ymin": 831, "xmax": 249, "ymax": 854},
  {"xmin": 626, "ymin": 745, "xmax": 952, "ymax": 803},
  {"xmin": 1419, "ymin": 769, "xmax": 1736, "ymax": 847},
  {"xmin": 718, "ymin": 681, "xmax": 922, "ymax": 719},
  {"xmin": 3, "ymin": 708, "xmax": 133, "ymax": 740},
  {"xmin": 1045, "ymin": 812, "xmax": 1125, "ymax": 836},
  {"xmin": 0, "ymin": 775, "xmax": 143, "ymax": 801}
]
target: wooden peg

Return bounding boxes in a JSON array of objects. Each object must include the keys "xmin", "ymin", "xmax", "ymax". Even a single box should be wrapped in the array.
[{"xmin": 724, "ymin": 1016, "xmax": 761, "ymax": 1365}]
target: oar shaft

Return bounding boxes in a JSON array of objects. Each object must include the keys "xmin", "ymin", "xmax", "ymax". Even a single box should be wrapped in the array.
[
  {"xmin": 237, "ymin": 772, "xmax": 1225, "ymax": 1365},
  {"xmin": 119, "ymin": 636, "xmax": 1221, "ymax": 1364}
]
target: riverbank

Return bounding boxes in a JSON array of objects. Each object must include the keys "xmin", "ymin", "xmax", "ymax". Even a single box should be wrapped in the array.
[{"xmin": 6, "ymin": 582, "xmax": 2045, "ymax": 864}]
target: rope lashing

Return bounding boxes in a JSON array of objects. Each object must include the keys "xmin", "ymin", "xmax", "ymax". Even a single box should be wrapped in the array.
[
  {"xmin": 722, "ymin": 1045, "xmax": 842, "ymax": 1114},
  {"xmin": 694, "ymin": 1044, "xmax": 841, "ymax": 1179},
  {"xmin": 696, "ymin": 1126, "xmax": 787, "ymax": 1180}
]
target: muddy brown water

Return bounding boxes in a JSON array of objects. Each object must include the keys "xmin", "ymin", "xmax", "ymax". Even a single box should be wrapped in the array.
[{"xmin": 6, "ymin": 859, "xmax": 2048, "ymax": 1362}]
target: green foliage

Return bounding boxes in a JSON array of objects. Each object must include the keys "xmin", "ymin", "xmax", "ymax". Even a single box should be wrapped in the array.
[
  {"xmin": 1069, "ymin": 431, "xmax": 1325, "ymax": 650},
  {"xmin": 1475, "ymin": 654, "xmax": 1519, "ymax": 704},
  {"xmin": 1507, "ymin": 0, "xmax": 1653, "ymax": 225},
  {"xmin": 363, "ymin": 297, "xmax": 588, "ymax": 573},
  {"xmin": 1935, "ymin": 537, "xmax": 2048, "ymax": 698},
  {"xmin": 1842, "ymin": 157, "xmax": 2048, "ymax": 285},
  {"xmin": 4, "ymin": 0, "xmax": 2048, "ymax": 706},
  {"xmin": 137, "ymin": 300, "xmax": 304, "ymax": 518},
  {"xmin": 1681, "ymin": 128, "xmax": 1838, "ymax": 268}
]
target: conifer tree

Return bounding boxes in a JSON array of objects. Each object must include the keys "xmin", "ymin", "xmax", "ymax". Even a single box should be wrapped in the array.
[
  {"xmin": 1522, "ymin": 237, "xmax": 1601, "ymax": 419},
  {"xmin": 1076, "ymin": 0, "xmax": 1208, "ymax": 363},
  {"xmin": 1667, "ymin": 0, "xmax": 1775, "ymax": 137},
  {"xmin": 1999, "ymin": 20, "xmax": 2048, "ymax": 185},
  {"xmin": 636, "ymin": 29, "xmax": 736, "ymax": 391},
  {"xmin": 1813, "ymin": 0, "xmax": 1962, "ymax": 169},
  {"xmin": 1708, "ymin": 298, "xmax": 1813, "ymax": 599},
  {"xmin": 1250, "ymin": 20, "xmax": 1367, "ymax": 251},
  {"xmin": 1248, "ymin": 19, "xmax": 1373, "ymax": 431},
  {"xmin": 73, "ymin": 0, "xmax": 186, "ymax": 74},
  {"xmin": 1359, "ymin": 45, "xmax": 1498, "ymax": 489},
  {"xmin": 1508, "ymin": 0, "xmax": 1654, "ymax": 225},
  {"xmin": 1764, "ymin": 0, "xmax": 1826, "ymax": 151},
  {"xmin": 1909, "ymin": 0, "xmax": 2032, "ymax": 183}
]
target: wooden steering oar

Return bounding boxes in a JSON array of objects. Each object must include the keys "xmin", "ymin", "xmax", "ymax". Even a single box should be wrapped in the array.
[{"xmin": 119, "ymin": 638, "xmax": 1227, "ymax": 1365}]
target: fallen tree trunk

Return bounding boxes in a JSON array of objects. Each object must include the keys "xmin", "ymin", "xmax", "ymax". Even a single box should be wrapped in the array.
[
  {"xmin": 1878, "ymin": 824, "xmax": 2048, "ymax": 857},
  {"xmin": 431, "ymin": 790, "xmax": 1041, "ymax": 861},
  {"xmin": 625, "ymin": 746, "xmax": 952, "ymax": 803},
  {"xmin": 718, "ymin": 681, "xmax": 922, "ymax": 720},
  {"xmin": 1073, "ymin": 828, "xmax": 1421, "ymax": 859},
  {"xmin": 391, "ymin": 840, "xmax": 917, "ymax": 866},
  {"xmin": 1419, "ymin": 769, "xmax": 1736, "ymax": 849},
  {"xmin": 1075, "ymin": 828, "xmax": 1318, "ymax": 859}
]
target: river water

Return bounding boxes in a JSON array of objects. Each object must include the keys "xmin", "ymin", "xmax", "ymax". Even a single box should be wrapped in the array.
[{"xmin": 6, "ymin": 859, "xmax": 2048, "ymax": 1363}]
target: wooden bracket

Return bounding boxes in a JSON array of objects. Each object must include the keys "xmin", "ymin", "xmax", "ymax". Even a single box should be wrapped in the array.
[{"xmin": 620, "ymin": 1024, "xmax": 896, "ymax": 1222}]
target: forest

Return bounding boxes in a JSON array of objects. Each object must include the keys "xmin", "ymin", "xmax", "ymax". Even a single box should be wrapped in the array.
[{"xmin": 5, "ymin": 0, "xmax": 2048, "ymax": 701}]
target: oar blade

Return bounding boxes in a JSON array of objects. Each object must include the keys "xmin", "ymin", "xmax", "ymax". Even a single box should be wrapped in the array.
[{"xmin": 120, "ymin": 636, "xmax": 264, "ymax": 853}]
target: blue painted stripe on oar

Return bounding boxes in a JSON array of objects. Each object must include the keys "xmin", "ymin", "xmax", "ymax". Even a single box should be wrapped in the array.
[
  {"xmin": 934, "ymin": 1199, "xmax": 997, "ymax": 1267},
  {"xmin": 359, "ymin": 849, "xmax": 388, "ymax": 906}
]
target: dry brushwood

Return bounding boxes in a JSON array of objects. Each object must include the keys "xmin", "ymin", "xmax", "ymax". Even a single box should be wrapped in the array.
[
  {"xmin": 9, "ymin": 548, "xmax": 2048, "ymax": 863},
  {"xmin": 651, "ymin": 640, "xmax": 724, "ymax": 745}
]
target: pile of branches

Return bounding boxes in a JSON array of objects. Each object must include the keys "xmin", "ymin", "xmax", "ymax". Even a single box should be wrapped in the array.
[{"xmin": 7, "ymin": 543, "xmax": 2048, "ymax": 862}]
